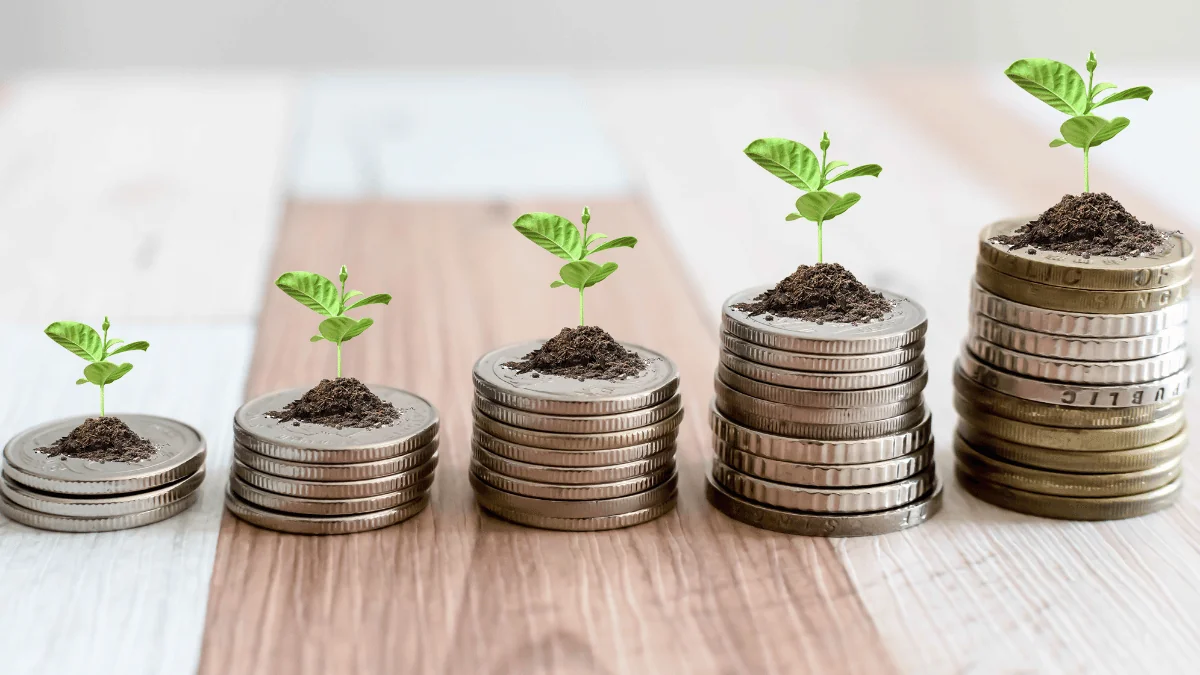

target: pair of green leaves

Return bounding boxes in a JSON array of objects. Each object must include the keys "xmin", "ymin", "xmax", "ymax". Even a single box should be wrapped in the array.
[
  {"xmin": 45, "ymin": 316, "xmax": 148, "ymax": 395},
  {"xmin": 513, "ymin": 207, "xmax": 637, "ymax": 292},
  {"xmin": 744, "ymin": 134, "xmax": 881, "ymax": 225},
  {"xmin": 275, "ymin": 265, "xmax": 391, "ymax": 348}
]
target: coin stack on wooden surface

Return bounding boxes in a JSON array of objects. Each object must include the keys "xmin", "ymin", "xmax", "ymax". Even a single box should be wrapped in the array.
[
  {"xmin": 224, "ymin": 386, "xmax": 440, "ymax": 534},
  {"xmin": 1, "ymin": 414, "xmax": 206, "ymax": 532},
  {"xmin": 707, "ymin": 287, "xmax": 942, "ymax": 536},
  {"xmin": 955, "ymin": 218, "xmax": 1192, "ymax": 520},
  {"xmin": 470, "ymin": 342, "xmax": 682, "ymax": 531}
]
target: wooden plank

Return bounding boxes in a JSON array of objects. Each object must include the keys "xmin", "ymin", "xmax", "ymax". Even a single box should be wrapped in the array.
[{"xmin": 199, "ymin": 199, "xmax": 897, "ymax": 674}]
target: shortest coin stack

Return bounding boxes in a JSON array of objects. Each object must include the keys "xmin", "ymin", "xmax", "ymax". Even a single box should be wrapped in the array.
[
  {"xmin": 707, "ymin": 287, "xmax": 943, "ymax": 536},
  {"xmin": 224, "ymin": 386, "xmax": 440, "ymax": 535},
  {"xmin": 470, "ymin": 341, "xmax": 682, "ymax": 531},
  {"xmin": 1, "ymin": 414, "xmax": 206, "ymax": 532}
]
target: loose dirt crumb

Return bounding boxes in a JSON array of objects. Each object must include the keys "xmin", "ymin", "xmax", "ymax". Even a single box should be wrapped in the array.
[
  {"xmin": 734, "ymin": 263, "xmax": 893, "ymax": 324},
  {"xmin": 505, "ymin": 326, "xmax": 647, "ymax": 381}
]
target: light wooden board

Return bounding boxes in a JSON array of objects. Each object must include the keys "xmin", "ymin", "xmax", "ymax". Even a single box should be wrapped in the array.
[{"xmin": 198, "ymin": 200, "xmax": 898, "ymax": 675}]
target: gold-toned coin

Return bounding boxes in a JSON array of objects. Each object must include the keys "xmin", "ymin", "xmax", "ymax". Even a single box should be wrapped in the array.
[
  {"xmin": 957, "ymin": 422, "xmax": 1187, "ymax": 474},
  {"xmin": 956, "ymin": 468, "xmax": 1181, "ymax": 521},
  {"xmin": 954, "ymin": 395, "xmax": 1185, "ymax": 451},
  {"xmin": 954, "ymin": 436, "xmax": 1182, "ymax": 497},
  {"xmin": 975, "ymin": 264, "xmax": 1190, "ymax": 314}
]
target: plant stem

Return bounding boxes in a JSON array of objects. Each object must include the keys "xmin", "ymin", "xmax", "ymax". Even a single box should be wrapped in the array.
[
  {"xmin": 99, "ymin": 384, "xmax": 105, "ymax": 417},
  {"xmin": 337, "ymin": 343, "xmax": 343, "ymax": 378},
  {"xmin": 817, "ymin": 219, "xmax": 824, "ymax": 263},
  {"xmin": 578, "ymin": 289, "xmax": 585, "ymax": 326},
  {"xmin": 1084, "ymin": 147, "xmax": 1090, "ymax": 192}
]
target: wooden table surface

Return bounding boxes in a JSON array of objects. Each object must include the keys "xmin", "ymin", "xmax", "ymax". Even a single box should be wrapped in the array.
[{"xmin": 2, "ymin": 70, "xmax": 1198, "ymax": 675}]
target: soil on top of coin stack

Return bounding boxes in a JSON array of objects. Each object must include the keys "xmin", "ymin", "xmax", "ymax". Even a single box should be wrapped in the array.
[
  {"xmin": 37, "ymin": 416, "xmax": 158, "ymax": 462},
  {"xmin": 505, "ymin": 325, "xmax": 648, "ymax": 381},
  {"xmin": 267, "ymin": 377, "xmax": 400, "ymax": 429},
  {"xmin": 992, "ymin": 192, "xmax": 1169, "ymax": 258},
  {"xmin": 734, "ymin": 262, "xmax": 893, "ymax": 324}
]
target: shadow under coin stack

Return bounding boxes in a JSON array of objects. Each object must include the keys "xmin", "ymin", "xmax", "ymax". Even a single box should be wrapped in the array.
[
  {"xmin": 224, "ymin": 386, "xmax": 440, "ymax": 534},
  {"xmin": 707, "ymin": 287, "xmax": 941, "ymax": 536},
  {"xmin": 470, "ymin": 342, "xmax": 682, "ymax": 531},
  {"xmin": 1, "ymin": 415, "xmax": 205, "ymax": 532},
  {"xmin": 956, "ymin": 219, "xmax": 1192, "ymax": 520}
]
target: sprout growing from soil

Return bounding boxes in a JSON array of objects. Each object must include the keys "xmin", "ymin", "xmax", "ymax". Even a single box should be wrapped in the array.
[
  {"xmin": 275, "ymin": 265, "xmax": 391, "ymax": 378},
  {"xmin": 1006, "ymin": 51, "xmax": 1152, "ymax": 192},
  {"xmin": 45, "ymin": 317, "xmax": 149, "ymax": 416},
  {"xmin": 514, "ymin": 207, "xmax": 638, "ymax": 326},
  {"xmin": 744, "ymin": 133, "xmax": 881, "ymax": 263}
]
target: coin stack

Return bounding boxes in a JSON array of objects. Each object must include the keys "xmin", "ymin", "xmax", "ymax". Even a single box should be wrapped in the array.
[
  {"xmin": 470, "ymin": 342, "xmax": 682, "ymax": 531},
  {"xmin": 1, "ymin": 414, "xmax": 205, "ymax": 532},
  {"xmin": 955, "ymin": 219, "xmax": 1192, "ymax": 520},
  {"xmin": 707, "ymin": 287, "xmax": 942, "ymax": 536},
  {"xmin": 224, "ymin": 386, "xmax": 440, "ymax": 535}
]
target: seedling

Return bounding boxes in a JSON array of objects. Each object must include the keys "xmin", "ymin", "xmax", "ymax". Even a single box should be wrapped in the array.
[
  {"xmin": 514, "ymin": 207, "xmax": 637, "ymax": 325},
  {"xmin": 275, "ymin": 265, "xmax": 391, "ymax": 378},
  {"xmin": 45, "ymin": 317, "xmax": 149, "ymax": 417},
  {"xmin": 1006, "ymin": 51, "xmax": 1152, "ymax": 192},
  {"xmin": 744, "ymin": 133, "xmax": 881, "ymax": 263}
]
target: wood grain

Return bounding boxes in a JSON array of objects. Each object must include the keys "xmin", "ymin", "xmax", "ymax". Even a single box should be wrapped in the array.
[{"xmin": 198, "ymin": 199, "xmax": 897, "ymax": 674}]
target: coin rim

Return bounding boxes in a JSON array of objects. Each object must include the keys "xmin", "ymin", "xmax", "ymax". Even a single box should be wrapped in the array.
[
  {"xmin": 224, "ymin": 488, "xmax": 430, "ymax": 534},
  {"xmin": 472, "ymin": 427, "xmax": 676, "ymax": 467},
  {"xmin": 0, "ymin": 490, "xmax": 199, "ymax": 532},
  {"xmin": 956, "ymin": 468, "xmax": 1181, "ymax": 521},
  {"xmin": 472, "ymin": 444, "xmax": 676, "ymax": 485},
  {"xmin": 971, "ymin": 283, "xmax": 1189, "ymax": 337},
  {"xmin": 721, "ymin": 350, "xmax": 925, "ymax": 391},
  {"xmin": 967, "ymin": 336, "xmax": 1188, "ymax": 385},
  {"xmin": 232, "ymin": 453, "xmax": 438, "ymax": 499},
  {"xmin": 470, "ymin": 459, "xmax": 674, "ymax": 501},
  {"xmin": 957, "ymin": 422, "xmax": 1187, "ymax": 474},
  {"xmin": 720, "ymin": 333, "xmax": 925, "ymax": 373},
  {"xmin": 971, "ymin": 313, "xmax": 1187, "ymax": 362},
  {"xmin": 712, "ymin": 460, "xmax": 937, "ymax": 514},
  {"xmin": 713, "ymin": 438, "xmax": 934, "ymax": 487},
  {"xmin": 468, "ymin": 470, "xmax": 678, "ymax": 518},
  {"xmin": 0, "ymin": 466, "xmax": 204, "ymax": 518},
  {"xmin": 478, "ymin": 496, "xmax": 677, "ymax": 531},
  {"xmin": 714, "ymin": 378, "xmax": 923, "ymax": 423},
  {"xmin": 233, "ymin": 438, "xmax": 439, "ymax": 481},
  {"xmin": 717, "ymin": 363, "xmax": 929, "ymax": 409},
  {"xmin": 228, "ymin": 472, "xmax": 434, "ymax": 516},
  {"xmin": 473, "ymin": 393, "xmax": 683, "ymax": 433},
  {"xmin": 472, "ymin": 408, "xmax": 684, "ymax": 450},
  {"xmin": 954, "ymin": 394, "xmax": 1185, "ymax": 451},
  {"xmin": 975, "ymin": 264, "xmax": 1190, "ymax": 314}
]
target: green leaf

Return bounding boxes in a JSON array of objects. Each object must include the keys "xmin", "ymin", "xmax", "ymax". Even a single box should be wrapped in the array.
[
  {"xmin": 345, "ymin": 294, "xmax": 392, "ymax": 311},
  {"xmin": 1092, "ymin": 86, "xmax": 1153, "ymax": 109},
  {"xmin": 105, "ymin": 338, "xmax": 124, "ymax": 351},
  {"xmin": 743, "ymin": 138, "xmax": 821, "ymax": 191},
  {"xmin": 1059, "ymin": 115, "xmax": 1130, "ymax": 149},
  {"xmin": 310, "ymin": 335, "xmax": 324, "ymax": 342},
  {"xmin": 513, "ymin": 213, "xmax": 584, "ymax": 261},
  {"xmin": 318, "ymin": 316, "xmax": 375, "ymax": 343},
  {"xmin": 550, "ymin": 280, "xmax": 566, "ymax": 288},
  {"xmin": 1089, "ymin": 82, "xmax": 1116, "ymax": 100},
  {"xmin": 785, "ymin": 213, "xmax": 802, "ymax": 221},
  {"xmin": 581, "ymin": 262, "xmax": 618, "ymax": 288},
  {"xmin": 107, "ymin": 341, "xmax": 149, "ymax": 357},
  {"xmin": 584, "ymin": 233, "xmax": 608, "ymax": 247},
  {"xmin": 822, "ymin": 160, "xmax": 848, "ymax": 177},
  {"xmin": 824, "ymin": 164, "xmax": 882, "ymax": 186},
  {"xmin": 795, "ymin": 191, "xmax": 861, "ymax": 222},
  {"xmin": 557, "ymin": 261, "xmax": 620, "ymax": 289},
  {"xmin": 275, "ymin": 272, "xmax": 340, "ymax": 317},
  {"xmin": 1004, "ymin": 58, "xmax": 1087, "ymax": 115},
  {"xmin": 1049, "ymin": 138, "xmax": 1068, "ymax": 147},
  {"xmin": 45, "ymin": 322, "xmax": 103, "ymax": 362},
  {"xmin": 341, "ymin": 318, "xmax": 374, "ymax": 342},
  {"xmin": 589, "ymin": 236, "xmax": 638, "ymax": 254},
  {"xmin": 83, "ymin": 361, "xmax": 132, "ymax": 386},
  {"xmin": 342, "ymin": 290, "xmax": 363, "ymax": 302},
  {"xmin": 824, "ymin": 193, "xmax": 861, "ymax": 219},
  {"xmin": 76, "ymin": 378, "xmax": 88, "ymax": 385}
]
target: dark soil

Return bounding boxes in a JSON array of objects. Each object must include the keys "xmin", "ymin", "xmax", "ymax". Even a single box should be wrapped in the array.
[
  {"xmin": 504, "ymin": 326, "xmax": 648, "ymax": 381},
  {"xmin": 37, "ymin": 416, "xmax": 158, "ymax": 463},
  {"xmin": 267, "ymin": 377, "xmax": 400, "ymax": 429},
  {"xmin": 991, "ymin": 193, "xmax": 1169, "ymax": 258},
  {"xmin": 734, "ymin": 262, "xmax": 893, "ymax": 324}
]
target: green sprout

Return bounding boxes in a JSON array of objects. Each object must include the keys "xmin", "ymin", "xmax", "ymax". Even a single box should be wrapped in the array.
[
  {"xmin": 514, "ymin": 207, "xmax": 637, "ymax": 326},
  {"xmin": 1006, "ymin": 51, "xmax": 1152, "ymax": 192},
  {"xmin": 744, "ymin": 133, "xmax": 881, "ymax": 263},
  {"xmin": 45, "ymin": 316, "xmax": 149, "ymax": 417},
  {"xmin": 275, "ymin": 265, "xmax": 391, "ymax": 378}
]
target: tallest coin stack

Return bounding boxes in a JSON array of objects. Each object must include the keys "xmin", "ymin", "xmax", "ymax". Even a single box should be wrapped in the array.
[{"xmin": 956, "ymin": 218, "xmax": 1192, "ymax": 520}]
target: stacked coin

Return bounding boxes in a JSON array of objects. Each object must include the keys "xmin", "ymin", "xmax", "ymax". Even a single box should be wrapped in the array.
[
  {"xmin": 707, "ymin": 288, "xmax": 942, "ymax": 536},
  {"xmin": 955, "ymin": 219, "xmax": 1192, "ymax": 520},
  {"xmin": 1, "ymin": 414, "xmax": 205, "ymax": 532},
  {"xmin": 224, "ymin": 386, "xmax": 439, "ymax": 534},
  {"xmin": 470, "ymin": 342, "xmax": 681, "ymax": 531}
]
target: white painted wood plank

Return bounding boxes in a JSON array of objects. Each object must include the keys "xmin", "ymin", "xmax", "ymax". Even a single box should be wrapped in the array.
[
  {"xmin": 0, "ymin": 324, "xmax": 254, "ymax": 675},
  {"xmin": 0, "ymin": 75, "xmax": 294, "ymax": 322},
  {"xmin": 289, "ymin": 74, "xmax": 629, "ymax": 199}
]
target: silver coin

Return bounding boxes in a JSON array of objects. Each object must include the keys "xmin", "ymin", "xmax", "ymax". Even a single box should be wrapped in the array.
[
  {"xmin": 473, "ymin": 427, "xmax": 675, "ymax": 467},
  {"xmin": 471, "ymin": 460, "xmax": 673, "ymax": 500},
  {"xmin": 234, "ymin": 385, "xmax": 439, "ymax": 463},
  {"xmin": 233, "ymin": 438, "xmax": 439, "ymax": 481},
  {"xmin": 473, "ymin": 393, "xmax": 682, "ymax": 434},
  {"xmin": 721, "ymin": 333, "xmax": 925, "ymax": 373},
  {"xmin": 722, "ymin": 286, "xmax": 928, "ymax": 354},
  {"xmin": 468, "ymin": 470, "xmax": 678, "ymax": 518},
  {"xmin": 720, "ymin": 351, "xmax": 925, "ymax": 391},
  {"xmin": 3, "ymin": 414, "xmax": 206, "ymax": 495},
  {"xmin": 706, "ymin": 473, "xmax": 942, "ymax": 537},
  {"xmin": 1, "ymin": 466, "xmax": 204, "ymax": 518},
  {"xmin": 715, "ymin": 379, "xmax": 922, "ymax": 424},
  {"xmin": 224, "ymin": 488, "xmax": 429, "ymax": 535},
  {"xmin": 958, "ymin": 349, "xmax": 1190, "ymax": 408},
  {"xmin": 712, "ymin": 460, "xmax": 936, "ymax": 513},
  {"xmin": 968, "ymin": 337, "xmax": 1189, "ymax": 385},
  {"xmin": 1, "ymin": 490, "xmax": 199, "ymax": 533},
  {"xmin": 479, "ymin": 496, "xmax": 677, "ymax": 531},
  {"xmin": 473, "ymin": 342, "xmax": 679, "ymax": 415},
  {"xmin": 232, "ymin": 453, "xmax": 438, "ymax": 499},
  {"xmin": 717, "ymin": 364, "xmax": 928, "ymax": 409},
  {"xmin": 716, "ymin": 392, "xmax": 927, "ymax": 440},
  {"xmin": 713, "ymin": 438, "xmax": 933, "ymax": 487},
  {"xmin": 229, "ymin": 472, "xmax": 433, "ymax": 516},
  {"xmin": 472, "ymin": 444, "xmax": 675, "ymax": 485},
  {"xmin": 472, "ymin": 408, "xmax": 683, "ymax": 450},
  {"xmin": 971, "ymin": 284, "xmax": 1189, "ymax": 338},
  {"xmin": 710, "ymin": 401, "xmax": 932, "ymax": 464},
  {"xmin": 971, "ymin": 314, "xmax": 1187, "ymax": 362}
]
